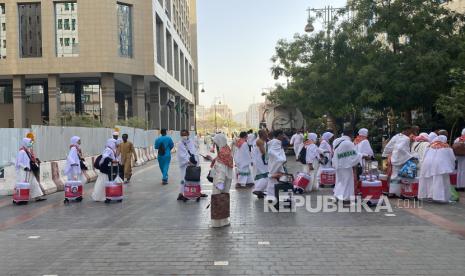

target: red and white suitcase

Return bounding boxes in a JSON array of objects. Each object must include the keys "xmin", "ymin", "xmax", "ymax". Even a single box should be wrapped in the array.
[
  {"xmin": 450, "ymin": 172, "xmax": 457, "ymax": 186},
  {"xmin": 320, "ymin": 168, "xmax": 336, "ymax": 187},
  {"xmin": 105, "ymin": 180, "xmax": 123, "ymax": 203},
  {"xmin": 400, "ymin": 177, "xmax": 419, "ymax": 199},
  {"xmin": 379, "ymin": 174, "xmax": 389, "ymax": 195},
  {"xmin": 293, "ymin": 172, "xmax": 311, "ymax": 194},
  {"xmin": 183, "ymin": 181, "xmax": 202, "ymax": 202},
  {"xmin": 13, "ymin": 182, "xmax": 30, "ymax": 205},
  {"xmin": 360, "ymin": 179, "xmax": 383, "ymax": 204},
  {"xmin": 64, "ymin": 180, "xmax": 83, "ymax": 203}
]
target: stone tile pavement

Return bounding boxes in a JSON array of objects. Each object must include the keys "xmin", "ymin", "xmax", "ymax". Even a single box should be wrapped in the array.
[{"xmin": 1, "ymin": 151, "xmax": 465, "ymax": 275}]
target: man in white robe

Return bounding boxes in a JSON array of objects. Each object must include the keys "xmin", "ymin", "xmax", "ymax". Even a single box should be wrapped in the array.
[
  {"xmin": 304, "ymin": 133, "xmax": 320, "ymax": 192},
  {"xmin": 354, "ymin": 128, "xmax": 374, "ymax": 169},
  {"xmin": 382, "ymin": 127, "xmax": 413, "ymax": 197},
  {"xmin": 252, "ymin": 130, "xmax": 269, "ymax": 198},
  {"xmin": 332, "ymin": 130, "xmax": 362, "ymax": 201},
  {"xmin": 290, "ymin": 130, "xmax": 305, "ymax": 161},
  {"xmin": 412, "ymin": 133, "xmax": 432, "ymax": 199},
  {"xmin": 247, "ymin": 130, "xmax": 256, "ymax": 152},
  {"xmin": 265, "ymin": 130, "xmax": 287, "ymax": 203},
  {"xmin": 420, "ymin": 135, "xmax": 456, "ymax": 202},
  {"xmin": 234, "ymin": 131, "xmax": 254, "ymax": 188},
  {"xmin": 176, "ymin": 130, "xmax": 203, "ymax": 201},
  {"xmin": 453, "ymin": 128, "xmax": 465, "ymax": 191}
]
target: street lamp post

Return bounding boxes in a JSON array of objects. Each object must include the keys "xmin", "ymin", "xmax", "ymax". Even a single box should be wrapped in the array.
[
  {"xmin": 305, "ymin": 5, "xmax": 348, "ymax": 35},
  {"xmin": 194, "ymin": 82, "xmax": 206, "ymax": 132}
]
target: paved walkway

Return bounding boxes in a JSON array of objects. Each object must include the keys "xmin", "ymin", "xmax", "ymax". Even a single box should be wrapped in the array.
[{"xmin": 1, "ymin": 150, "xmax": 465, "ymax": 275}]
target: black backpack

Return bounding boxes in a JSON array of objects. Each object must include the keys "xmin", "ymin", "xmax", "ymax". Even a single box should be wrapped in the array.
[
  {"xmin": 93, "ymin": 155, "xmax": 103, "ymax": 170},
  {"xmin": 298, "ymin": 147, "xmax": 307, "ymax": 165},
  {"xmin": 158, "ymin": 143, "xmax": 166, "ymax": 156}
]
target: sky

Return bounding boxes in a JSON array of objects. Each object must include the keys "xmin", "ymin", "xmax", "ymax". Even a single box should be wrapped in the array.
[{"xmin": 197, "ymin": 0, "xmax": 347, "ymax": 114}]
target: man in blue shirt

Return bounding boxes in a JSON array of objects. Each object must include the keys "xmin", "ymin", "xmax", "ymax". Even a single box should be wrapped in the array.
[{"xmin": 155, "ymin": 129, "xmax": 175, "ymax": 185}]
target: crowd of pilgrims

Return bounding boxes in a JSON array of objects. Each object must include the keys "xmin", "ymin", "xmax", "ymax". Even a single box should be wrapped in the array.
[
  {"xmin": 15, "ymin": 131, "xmax": 138, "ymax": 203},
  {"xmin": 213, "ymin": 125, "xmax": 464, "ymax": 204},
  {"xmin": 14, "ymin": 125, "xmax": 465, "ymax": 209}
]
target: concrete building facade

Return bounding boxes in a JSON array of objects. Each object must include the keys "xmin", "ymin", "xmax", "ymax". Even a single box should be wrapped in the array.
[
  {"xmin": 246, "ymin": 103, "xmax": 265, "ymax": 129},
  {"xmin": 0, "ymin": 0, "xmax": 199, "ymax": 130}
]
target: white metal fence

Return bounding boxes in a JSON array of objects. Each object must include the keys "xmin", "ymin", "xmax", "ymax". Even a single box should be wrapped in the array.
[{"xmin": 0, "ymin": 126, "xmax": 185, "ymax": 166}]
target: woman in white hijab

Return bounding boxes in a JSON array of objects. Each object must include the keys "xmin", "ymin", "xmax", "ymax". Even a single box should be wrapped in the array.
[
  {"xmin": 64, "ymin": 136, "xmax": 87, "ymax": 184},
  {"xmin": 15, "ymin": 138, "xmax": 46, "ymax": 201},
  {"xmin": 319, "ymin": 132, "xmax": 334, "ymax": 168},
  {"xmin": 420, "ymin": 135, "xmax": 456, "ymax": 202},
  {"xmin": 209, "ymin": 133, "xmax": 234, "ymax": 228},
  {"xmin": 454, "ymin": 128, "xmax": 465, "ymax": 190},
  {"xmin": 92, "ymin": 139, "xmax": 117, "ymax": 202},
  {"xmin": 304, "ymin": 133, "xmax": 320, "ymax": 192},
  {"xmin": 428, "ymin": 132, "xmax": 438, "ymax": 143}
]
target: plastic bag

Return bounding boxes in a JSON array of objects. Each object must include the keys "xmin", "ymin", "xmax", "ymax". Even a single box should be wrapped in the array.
[
  {"xmin": 450, "ymin": 186, "xmax": 460, "ymax": 202},
  {"xmin": 398, "ymin": 159, "xmax": 417, "ymax": 179}
]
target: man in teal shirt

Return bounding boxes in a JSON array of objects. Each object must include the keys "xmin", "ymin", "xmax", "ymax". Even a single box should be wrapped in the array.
[{"xmin": 155, "ymin": 129, "xmax": 174, "ymax": 185}]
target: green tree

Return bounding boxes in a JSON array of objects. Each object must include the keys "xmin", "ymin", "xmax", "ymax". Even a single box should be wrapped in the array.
[{"xmin": 270, "ymin": 0, "xmax": 465, "ymax": 132}]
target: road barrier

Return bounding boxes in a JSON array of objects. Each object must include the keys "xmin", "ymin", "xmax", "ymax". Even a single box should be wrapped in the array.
[{"xmin": 0, "ymin": 125, "xmax": 190, "ymax": 196}]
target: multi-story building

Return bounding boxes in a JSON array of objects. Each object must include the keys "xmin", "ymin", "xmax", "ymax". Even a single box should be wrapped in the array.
[
  {"xmin": 209, "ymin": 104, "xmax": 233, "ymax": 121},
  {"xmin": 444, "ymin": 0, "xmax": 465, "ymax": 12},
  {"xmin": 246, "ymin": 103, "xmax": 265, "ymax": 129},
  {"xmin": 0, "ymin": 0, "xmax": 199, "ymax": 130},
  {"xmin": 0, "ymin": 4, "xmax": 5, "ymax": 59}
]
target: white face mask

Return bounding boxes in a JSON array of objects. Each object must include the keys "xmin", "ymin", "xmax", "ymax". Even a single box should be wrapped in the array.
[{"xmin": 182, "ymin": 136, "xmax": 189, "ymax": 141}]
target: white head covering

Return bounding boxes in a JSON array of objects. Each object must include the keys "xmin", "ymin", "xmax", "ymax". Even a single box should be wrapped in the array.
[
  {"xmin": 437, "ymin": 135, "xmax": 448, "ymax": 143},
  {"xmin": 213, "ymin": 133, "xmax": 228, "ymax": 148},
  {"xmin": 70, "ymin": 136, "xmax": 80, "ymax": 147},
  {"xmin": 322, "ymin": 132, "xmax": 334, "ymax": 142},
  {"xmin": 106, "ymin": 138, "xmax": 117, "ymax": 150},
  {"xmin": 21, "ymin": 137, "xmax": 31, "ymax": 148},
  {"xmin": 428, "ymin": 132, "xmax": 438, "ymax": 143},
  {"xmin": 113, "ymin": 131, "xmax": 119, "ymax": 136},
  {"xmin": 100, "ymin": 138, "xmax": 117, "ymax": 165},
  {"xmin": 358, "ymin": 128, "xmax": 369, "ymax": 137},
  {"xmin": 416, "ymin": 132, "xmax": 429, "ymax": 142},
  {"xmin": 462, "ymin": 128, "xmax": 465, "ymax": 136},
  {"xmin": 308, "ymin": 133, "xmax": 318, "ymax": 142}
]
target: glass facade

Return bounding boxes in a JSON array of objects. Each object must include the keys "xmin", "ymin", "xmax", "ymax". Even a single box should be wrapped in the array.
[
  {"xmin": 18, "ymin": 3, "xmax": 42, "ymax": 58},
  {"xmin": 0, "ymin": 85, "xmax": 12, "ymax": 104},
  {"xmin": 60, "ymin": 83, "xmax": 102, "ymax": 119},
  {"xmin": 0, "ymin": 4, "xmax": 6, "ymax": 59},
  {"xmin": 117, "ymin": 3, "xmax": 133, "ymax": 58},
  {"xmin": 55, "ymin": 2, "xmax": 79, "ymax": 57}
]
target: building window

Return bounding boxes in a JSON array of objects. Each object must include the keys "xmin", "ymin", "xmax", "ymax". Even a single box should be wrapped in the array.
[
  {"xmin": 0, "ymin": 4, "xmax": 5, "ymax": 59},
  {"xmin": 18, "ymin": 3, "xmax": 42, "ymax": 58},
  {"xmin": 55, "ymin": 2, "xmax": 78, "ymax": 57},
  {"xmin": 0, "ymin": 85, "xmax": 13, "ymax": 104},
  {"xmin": 174, "ymin": 42, "xmax": 179, "ymax": 81},
  {"xmin": 185, "ymin": 58, "xmax": 189, "ymax": 89},
  {"xmin": 166, "ymin": 30, "xmax": 173, "ymax": 75},
  {"xmin": 180, "ymin": 51, "xmax": 185, "ymax": 86},
  {"xmin": 117, "ymin": 3, "xmax": 133, "ymax": 58},
  {"xmin": 155, "ymin": 14, "xmax": 164, "ymax": 66},
  {"xmin": 63, "ymin": 19, "xmax": 69, "ymax": 30}
]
